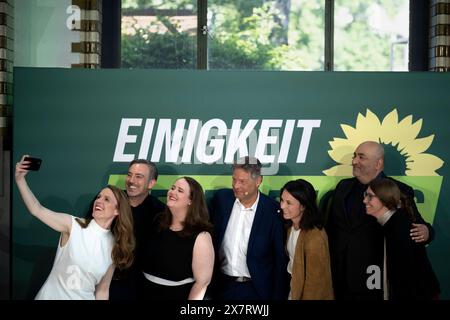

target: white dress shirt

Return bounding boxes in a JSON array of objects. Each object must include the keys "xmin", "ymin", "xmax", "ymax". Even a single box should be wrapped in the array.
[
  {"xmin": 286, "ymin": 226, "xmax": 300, "ymax": 275},
  {"xmin": 287, "ymin": 226, "xmax": 300, "ymax": 300},
  {"xmin": 219, "ymin": 192, "xmax": 260, "ymax": 277}
]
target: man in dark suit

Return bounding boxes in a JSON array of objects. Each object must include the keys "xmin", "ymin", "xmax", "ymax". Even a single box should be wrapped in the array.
[
  {"xmin": 209, "ymin": 156, "xmax": 288, "ymax": 300},
  {"xmin": 109, "ymin": 159, "xmax": 166, "ymax": 300},
  {"xmin": 326, "ymin": 141, "xmax": 434, "ymax": 300}
]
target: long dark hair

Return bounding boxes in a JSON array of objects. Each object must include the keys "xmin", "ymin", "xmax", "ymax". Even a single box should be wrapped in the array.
[
  {"xmin": 369, "ymin": 178, "xmax": 415, "ymax": 221},
  {"xmin": 76, "ymin": 185, "xmax": 135, "ymax": 270},
  {"xmin": 160, "ymin": 177, "xmax": 212, "ymax": 237},
  {"xmin": 280, "ymin": 179, "xmax": 323, "ymax": 230}
]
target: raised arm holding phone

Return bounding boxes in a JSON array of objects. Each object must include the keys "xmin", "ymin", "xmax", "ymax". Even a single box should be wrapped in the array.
[{"xmin": 15, "ymin": 155, "xmax": 135, "ymax": 300}]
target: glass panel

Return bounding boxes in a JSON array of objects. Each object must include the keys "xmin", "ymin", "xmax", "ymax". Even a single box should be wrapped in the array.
[
  {"xmin": 207, "ymin": 0, "xmax": 325, "ymax": 70},
  {"xmin": 121, "ymin": 0, "xmax": 197, "ymax": 69},
  {"xmin": 334, "ymin": 0, "xmax": 409, "ymax": 71}
]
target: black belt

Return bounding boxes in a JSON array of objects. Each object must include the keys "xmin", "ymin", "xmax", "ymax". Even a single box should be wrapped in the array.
[{"xmin": 222, "ymin": 274, "xmax": 252, "ymax": 283}]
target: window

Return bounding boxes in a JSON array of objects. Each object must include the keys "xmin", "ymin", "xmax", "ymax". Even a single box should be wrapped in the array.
[
  {"xmin": 122, "ymin": 0, "xmax": 197, "ymax": 69},
  {"xmin": 121, "ymin": 0, "xmax": 409, "ymax": 71},
  {"xmin": 334, "ymin": 0, "xmax": 409, "ymax": 71},
  {"xmin": 207, "ymin": 0, "xmax": 324, "ymax": 70}
]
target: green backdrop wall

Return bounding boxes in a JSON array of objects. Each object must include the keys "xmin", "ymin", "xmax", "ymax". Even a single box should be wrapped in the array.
[{"xmin": 12, "ymin": 68, "xmax": 450, "ymax": 299}]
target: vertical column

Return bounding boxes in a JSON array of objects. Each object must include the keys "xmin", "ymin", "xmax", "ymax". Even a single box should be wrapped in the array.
[
  {"xmin": 71, "ymin": 0, "xmax": 102, "ymax": 68},
  {"xmin": 0, "ymin": 0, "xmax": 12, "ymax": 301},
  {"xmin": 0, "ymin": 0, "xmax": 12, "ymax": 148},
  {"xmin": 430, "ymin": 0, "xmax": 450, "ymax": 71}
]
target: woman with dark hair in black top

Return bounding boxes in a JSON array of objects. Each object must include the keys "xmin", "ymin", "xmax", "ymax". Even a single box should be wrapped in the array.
[{"xmin": 141, "ymin": 177, "xmax": 214, "ymax": 300}]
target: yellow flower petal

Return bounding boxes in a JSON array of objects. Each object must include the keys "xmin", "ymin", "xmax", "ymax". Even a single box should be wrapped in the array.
[
  {"xmin": 323, "ymin": 164, "xmax": 353, "ymax": 176},
  {"xmin": 379, "ymin": 109, "xmax": 399, "ymax": 144},
  {"xmin": 356, "ymin": 109, "xmax": 380, "ymax": 128},
  {"xmin": 340, "ymin": 124, "xmax": 357, "ymax": 141},
  {"xmin": 328, "ymin": 148, "xmax": 354, "ymax": 164},
  {"xmin": 405, "ymin": 153, "xmax": 444, "ymax": 176},
  {"xmin": 401, "ymin": 135, "xmax": 434, "ymax": 157},
  {"xmin": 396, "ymin": 116, "xmax": 422, "ymax": 150},
  {"xmin": 323, "ymin": 108, "xmax": 442, "ymax": 177},
  {"xmin": 352, "ymin": 109, "xmax": 382, "ymax": 140},
  {"xmin": 329, "ymin": 138, "xmax": 350, "ymax": 150},
  {"xmin": 328, "ymin": 138, "xmax": 358, "ymax": 161},
  {"xmin": 409, "ymin": 119, "xmax": 423, "ymax": 139}
]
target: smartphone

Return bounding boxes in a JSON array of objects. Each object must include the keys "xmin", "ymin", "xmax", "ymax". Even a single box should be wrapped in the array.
[{"xmin": 24, "ymin": 157, "xmax": 42, "ymax": 171}]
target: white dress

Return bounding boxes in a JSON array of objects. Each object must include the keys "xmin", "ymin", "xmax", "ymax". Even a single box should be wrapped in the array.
[{"xmin": 35, "ymin": 216, "xmax": 114, "ymax": 300}]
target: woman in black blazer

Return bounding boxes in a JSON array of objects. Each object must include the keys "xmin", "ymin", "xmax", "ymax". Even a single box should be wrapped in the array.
[{"xmin": 363, "ymin": 178, "xmax": 440, "ymax": 300}]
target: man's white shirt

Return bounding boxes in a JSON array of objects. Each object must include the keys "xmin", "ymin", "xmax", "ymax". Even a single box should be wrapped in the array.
[{"xmin": 219, "ymin": 192, "xmax": 260, "ymax": 277}]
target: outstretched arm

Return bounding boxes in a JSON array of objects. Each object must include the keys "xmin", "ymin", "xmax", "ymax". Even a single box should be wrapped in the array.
[
  {"xmin": 15, "ymin": 155, "xmax": 72, "ymax": 234},
  {"xmin": 188, "ymin": 232, "xmax": 215, "ymax": 300}
]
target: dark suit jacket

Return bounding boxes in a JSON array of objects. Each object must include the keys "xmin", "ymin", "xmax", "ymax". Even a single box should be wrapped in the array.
[
  {"xmin": 209, "ymin": 189, "xmax": 288, "ymax": 300},
  {"xmin": 383, "ymin": 209, "xmax": 440, "ymax": 300},
  {"xmin": 325, "ymin": 173, "xmax": 434, "ymax": 300}
]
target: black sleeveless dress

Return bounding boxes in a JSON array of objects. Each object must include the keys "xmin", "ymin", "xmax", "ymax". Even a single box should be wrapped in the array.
[{"xmin": 141, "ymin": 221, "xmax": 200, "ymax": 300}]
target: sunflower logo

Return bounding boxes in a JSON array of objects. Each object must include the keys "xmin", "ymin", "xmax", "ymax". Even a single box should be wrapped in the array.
[{"xmin": 323, "ymin": 108, "xmax": 444, "ymax": 176}]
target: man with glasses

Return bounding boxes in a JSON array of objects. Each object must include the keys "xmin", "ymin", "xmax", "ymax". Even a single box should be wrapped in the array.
[{"xmin": 326, "ymin": 141, "xmax": 434, "ymax": 300}]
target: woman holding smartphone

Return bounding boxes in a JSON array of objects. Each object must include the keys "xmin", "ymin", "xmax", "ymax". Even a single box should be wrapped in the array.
[{"xmin": 15, "ymin": 155, "xmax": 135, "ymax": 300}]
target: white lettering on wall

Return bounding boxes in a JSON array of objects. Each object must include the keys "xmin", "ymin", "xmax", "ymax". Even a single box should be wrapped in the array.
[
  {"xmin": 112, "ymin": 117, "xmax": 322, "ymax": 165},
  {"xmin": 296, "ymin": 120, "xmax": 321, "ymax": 163},
  {"xmin": 113, "ymin": 118, "xmax": 143, "ymax": 162}
]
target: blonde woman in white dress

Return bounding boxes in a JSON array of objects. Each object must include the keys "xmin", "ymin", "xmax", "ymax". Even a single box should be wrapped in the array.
[{"xmin": 15, "ymin": 155, "xmax": 135, "ymax": 300}]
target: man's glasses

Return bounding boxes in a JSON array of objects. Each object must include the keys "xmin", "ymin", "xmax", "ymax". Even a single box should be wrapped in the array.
[{"xmin": 363, "ymin": 191, "xmax": 378, "ymax": 201}]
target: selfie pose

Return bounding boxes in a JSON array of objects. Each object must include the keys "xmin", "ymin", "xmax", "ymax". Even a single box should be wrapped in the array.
[{"xmin": 15, "ymin": 155, "xmax": 135, "ymax": 300}]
